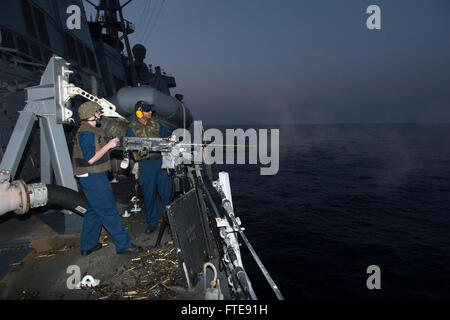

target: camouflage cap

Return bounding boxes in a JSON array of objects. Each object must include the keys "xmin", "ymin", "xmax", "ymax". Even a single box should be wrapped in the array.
[{"xmin": 78, "ymin": 101, "xmax": 102, "ymax": 120}]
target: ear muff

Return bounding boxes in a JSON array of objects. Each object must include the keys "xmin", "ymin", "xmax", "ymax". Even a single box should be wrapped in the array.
[{"xmin": 136, "ymin": 110, "xmax": 143, "ymax": 118}]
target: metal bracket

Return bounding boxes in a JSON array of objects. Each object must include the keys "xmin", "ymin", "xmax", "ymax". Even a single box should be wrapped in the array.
[
  {"xmin": 65, "ymin": 85, "xmax": 123, "ymax": 118},
  {"xmin": 0, "ymin": 55, "xmax": 78, "ymax": 191}
]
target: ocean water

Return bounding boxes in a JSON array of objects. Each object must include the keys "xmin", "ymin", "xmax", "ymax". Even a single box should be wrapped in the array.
[{"xmin": 208, "ymin": 124, "xmax": 450, "ymax": 300}]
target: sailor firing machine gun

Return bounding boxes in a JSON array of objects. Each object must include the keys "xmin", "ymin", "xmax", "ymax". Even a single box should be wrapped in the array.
[{"xmin": 0, "ymin": 56, "xmax": 283, "ymax": 300}]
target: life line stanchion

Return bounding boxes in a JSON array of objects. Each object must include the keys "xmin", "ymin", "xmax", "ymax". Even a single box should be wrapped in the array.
[{"xmin": 213, "ymin": 173, "xmax": 285, "ymax": 300}]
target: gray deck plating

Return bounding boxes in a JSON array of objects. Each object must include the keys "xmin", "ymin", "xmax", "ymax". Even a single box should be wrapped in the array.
[{"xmin": 0, "ymin": 179, "xmax": 200, "ymax": 300}]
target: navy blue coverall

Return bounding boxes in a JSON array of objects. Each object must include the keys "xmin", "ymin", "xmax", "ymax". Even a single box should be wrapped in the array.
[
  {"xmin": 125, "ymin": 123, "xmax": 172, "ymax": 228},
  {"xmin": 78, "ymin": 132, "xmax": 132, "ymax": 253}
]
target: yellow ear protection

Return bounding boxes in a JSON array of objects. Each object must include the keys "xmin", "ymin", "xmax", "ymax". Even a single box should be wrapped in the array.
[{"xmin": 135, "ymin": 101, "xmax": 154, "ymax": 118}]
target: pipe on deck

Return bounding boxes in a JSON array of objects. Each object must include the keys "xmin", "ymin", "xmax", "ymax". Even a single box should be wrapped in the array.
[{"xmin": 0, "ymin": 170, "xmax": 87, "ymax": 217}]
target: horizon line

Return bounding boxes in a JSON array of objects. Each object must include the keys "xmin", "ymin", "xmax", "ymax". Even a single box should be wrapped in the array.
[{"xmin": 196, "ymin": 121, "xmax": 450, "ymax": 127}]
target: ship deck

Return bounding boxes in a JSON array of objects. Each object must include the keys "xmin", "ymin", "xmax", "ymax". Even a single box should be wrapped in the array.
[{"xmin": 0, "ymin": 177, "xmax": 207, "ymax": 300}]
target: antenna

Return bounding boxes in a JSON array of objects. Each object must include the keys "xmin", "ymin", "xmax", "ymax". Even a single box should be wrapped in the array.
[{"xmin": 84, "ymin": 0, "xmax": 139, "ymax": 86}]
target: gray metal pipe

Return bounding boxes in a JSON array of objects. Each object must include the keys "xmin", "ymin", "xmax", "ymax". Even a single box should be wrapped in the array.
[
  {"xmin": 0, "ymin": 170, "xmax": 44, "ymax": 216},
  {"xmin": 0, "ymin": 170, "xmax": 87, "ymax": 217},
  {"xmin": 0, "ymin": 179, "xmax": 23, "ymax": 216}
]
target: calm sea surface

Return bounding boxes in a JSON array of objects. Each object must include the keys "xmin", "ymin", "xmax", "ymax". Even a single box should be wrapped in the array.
[{"xmin": 207, "ymin": 124, "xmax": 450, "ymax": 299}]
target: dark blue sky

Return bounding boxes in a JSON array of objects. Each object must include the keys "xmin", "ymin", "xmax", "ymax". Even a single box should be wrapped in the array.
[{"xmin": 86, "ymin": 0, "xmax": 450, "ymax": 125}]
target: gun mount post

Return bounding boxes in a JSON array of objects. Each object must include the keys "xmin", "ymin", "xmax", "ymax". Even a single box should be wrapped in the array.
[
  {"xmin": 0, "ymin": 55, "xmax": 77, "ymax": 190},
  {"xmin": 0, "ymin": 55, "xmax": 82, "ymax": 232}
]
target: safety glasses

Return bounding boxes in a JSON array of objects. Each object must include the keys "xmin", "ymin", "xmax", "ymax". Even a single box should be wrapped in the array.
[{"xmin": 141, "ymin": 104, "xmax": 154, "ymax": 113}]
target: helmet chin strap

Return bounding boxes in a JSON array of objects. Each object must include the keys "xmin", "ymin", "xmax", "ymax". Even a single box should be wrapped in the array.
[
  {"xmin": 95, "ymin": 115, "xmax": 102, "ymax": 127},
  {"xmin": 82, "ymin": 115, "xmax": 102, "ymax": 127}
]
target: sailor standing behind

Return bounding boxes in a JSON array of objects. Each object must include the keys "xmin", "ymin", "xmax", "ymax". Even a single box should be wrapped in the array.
[
  {"xmin": 72, "ymin": 101, "xmax": 143, "ymax": 256},
  {"xmin": 125, "ymin": 100, "xmax": 172, "ymax": 235}
]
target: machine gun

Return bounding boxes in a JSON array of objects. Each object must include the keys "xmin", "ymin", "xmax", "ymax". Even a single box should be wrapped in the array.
[
  {"xmin": 118, "ymin": 136, "xmax": 173, "ymax": 154},
  {"xmin": 116, "ymin": 135, "xmax": 199, "ymax": 171},
  {"xmin": 115, "ymin": 134, "xmax": 284, "ymax": 300}
]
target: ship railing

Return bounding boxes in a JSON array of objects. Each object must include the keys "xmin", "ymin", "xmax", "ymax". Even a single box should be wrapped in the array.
[
  {"xmin": 193, "ymin": 164, "xmax": 285, "ymax": 300},
  {"xmin": 0, "ymin": 46, "xmax": 45, "ymax": 70}
]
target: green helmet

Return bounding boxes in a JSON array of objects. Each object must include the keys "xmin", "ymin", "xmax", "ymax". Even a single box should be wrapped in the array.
[{"xmin": 78, "ymin": 101, "xmax": 102, "ymax": 120}]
